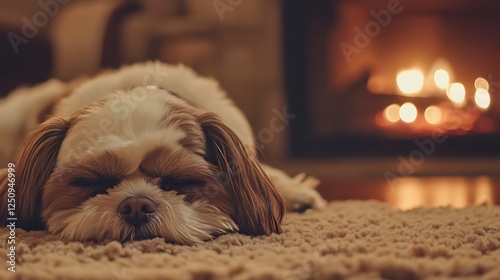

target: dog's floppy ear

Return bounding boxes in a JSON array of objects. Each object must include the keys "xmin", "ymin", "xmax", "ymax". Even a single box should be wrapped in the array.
[
  {"xmin": 0, "ymin": 118, "xmax": 71, "ymax": 230},
  {"xmin": 198, "ymin": 113, "xmax": 285, "ymax": 235}
]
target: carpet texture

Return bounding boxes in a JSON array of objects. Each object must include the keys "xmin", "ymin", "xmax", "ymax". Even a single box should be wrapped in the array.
[{"xmin": 1, "ymin": 200, "xmax": 500, "ymax": 280}]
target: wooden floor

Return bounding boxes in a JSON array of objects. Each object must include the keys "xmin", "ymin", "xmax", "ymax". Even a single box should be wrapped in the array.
[{"xmin": 318, "ymin": 176, "xmax": 500, "ymax": 210}]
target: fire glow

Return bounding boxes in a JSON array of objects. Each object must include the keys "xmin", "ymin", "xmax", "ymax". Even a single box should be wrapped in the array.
[
  {"xmin": 424, "ymin": 106, "xmax": 442, "ymax": 125},
  {"xmin": 378, "ymin": 63, "xmax": 493, "ymax": 133},
  {"xmin": 396, "ymin": 69, "xmax": 424, "ymax": 95},
  {"xmin": 399, "ymin": 103, "xmax": 418, "ymax": 123},
  {"xmin": 447, "ymin": 83, "xmax": 466, "ymax": 107},
  {"xmin": 433, "ymin": 69, "xmax": 450, "ymax": 90}
]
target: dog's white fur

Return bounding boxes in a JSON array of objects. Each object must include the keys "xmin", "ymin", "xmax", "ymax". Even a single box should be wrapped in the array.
[{"xmin": 0, "ymin": 62, "xmax": 325, "ymax": 244}]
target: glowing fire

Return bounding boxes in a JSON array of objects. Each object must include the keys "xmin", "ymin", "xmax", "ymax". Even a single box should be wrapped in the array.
[
  {"xmin": 384, "ymin": 104, "xmax": 401, "ymax": 123},
  {"xmin": 377, "ymin": 61, "xmax": 494, "ymax": 133},
  {"xmin": 447, "ymin": 83, "xmax": 466, "ymax": 106},
  {"xmin": 433, "ymin": 69, "xmax": 450, "ymax": 90},
  {"xmin": 474, "ymin": 77, "xmax": 489, "ymax": 91},
  {"xmin": 424, "ymin": 106, "xmax": 442, "ymax": 125},
  {"xmin": 399, "ymin": 103, "xmax": 418, "ymax": 123},
  {"xmin": 396, "ymin": 70, "xmax": 424, "ymax": 95},
  {"xmin": 475, "ymin": 88, "xmax": 491, "ymax": 110}
]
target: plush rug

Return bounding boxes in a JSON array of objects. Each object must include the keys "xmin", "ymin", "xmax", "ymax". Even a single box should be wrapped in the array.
[{"xmin": 1, "ymin": 200, "xmax": 499, "ymax": 280}]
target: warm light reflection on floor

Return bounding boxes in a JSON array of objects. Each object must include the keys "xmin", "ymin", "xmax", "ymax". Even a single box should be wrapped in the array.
[
  {"xmin": 319, "ymin": 176, "xmax": 499, "ymax": 209},
  {"xmin": 385, "ymin": 177, "xmax": 494, "ymax": 210}
]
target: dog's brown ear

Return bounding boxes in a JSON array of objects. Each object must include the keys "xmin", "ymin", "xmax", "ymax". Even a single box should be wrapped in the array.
[
  {"xmin": 198, "ymin": 113, "xmax": 285, "ymax": 235},
  {"xmin": 0, "ymin": 118, "xmax": 71, "ymax": 230}
]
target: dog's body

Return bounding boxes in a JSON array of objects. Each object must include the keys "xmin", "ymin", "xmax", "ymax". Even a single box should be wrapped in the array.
[{"xmin": 0, "ymin": 62, "xmax": 325, "ymax": 244}]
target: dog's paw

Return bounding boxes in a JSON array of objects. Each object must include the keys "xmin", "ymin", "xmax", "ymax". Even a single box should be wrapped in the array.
[
  {"xmin": 284, "ymin": 173, "xmax": 327, "ymax": 212},
  {"xmin": 292, "ymin": 173, "xmax": 320, "ymax": 189},
  {"xmin": 263, "ymin": 166, "xmax": 327, "ymax": 212}
]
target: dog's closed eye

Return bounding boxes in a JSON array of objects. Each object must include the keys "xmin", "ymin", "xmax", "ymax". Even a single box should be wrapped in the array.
[
  {"xmin": 70, "ymin": 176, "xmax": 121, "ymax": 196},
  {"xmin": 159, "ymin": 176, "xmax": 205, "ymax": 191}
]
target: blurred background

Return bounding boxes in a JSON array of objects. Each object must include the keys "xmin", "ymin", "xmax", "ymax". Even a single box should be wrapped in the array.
[{"xmin": 1, "ymin": 0, "xmax": 499, "ymax": 208}]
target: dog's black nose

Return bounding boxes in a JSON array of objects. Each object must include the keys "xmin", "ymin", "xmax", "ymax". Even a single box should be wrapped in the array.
[{"xmin": 118, "ymin": 196, "xmax": 157, "ymax": 227}]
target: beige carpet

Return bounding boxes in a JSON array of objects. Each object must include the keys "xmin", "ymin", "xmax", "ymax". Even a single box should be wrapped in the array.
[{"xmin": 1, "ymin": 200, "xmax": 500, "ymax": 280}]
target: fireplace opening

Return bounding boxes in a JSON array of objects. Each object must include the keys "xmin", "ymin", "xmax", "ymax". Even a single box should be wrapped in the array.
[{"xmin": 283, "ymin": 0, "xmax": 500, "ymax": 158}]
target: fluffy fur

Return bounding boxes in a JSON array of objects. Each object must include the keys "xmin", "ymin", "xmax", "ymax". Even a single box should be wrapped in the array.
[{"xmin": 0, "ymin": 62, "xmax": 325, "ymax": 244}]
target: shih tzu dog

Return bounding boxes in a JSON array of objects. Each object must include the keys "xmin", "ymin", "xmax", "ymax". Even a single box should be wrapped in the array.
[{"xmin": 0, "ymin": 62, "xmax": 325, "ymax": 244}]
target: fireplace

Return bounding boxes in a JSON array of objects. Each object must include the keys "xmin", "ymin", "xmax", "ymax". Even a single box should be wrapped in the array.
[{"xmin": 283, "ymin": 0, "xmax": 500, "ymax": 159}]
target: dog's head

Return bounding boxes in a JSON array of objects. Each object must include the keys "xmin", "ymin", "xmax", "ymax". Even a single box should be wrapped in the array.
[{"xmin": 0, "ymin": 88, "xmax": 285, "ymax": 244}]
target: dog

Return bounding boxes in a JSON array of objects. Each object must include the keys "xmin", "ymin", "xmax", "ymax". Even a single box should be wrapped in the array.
[{"xmin": 0, "ymin": 62, "xmax": 325, "ymax": 244}]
